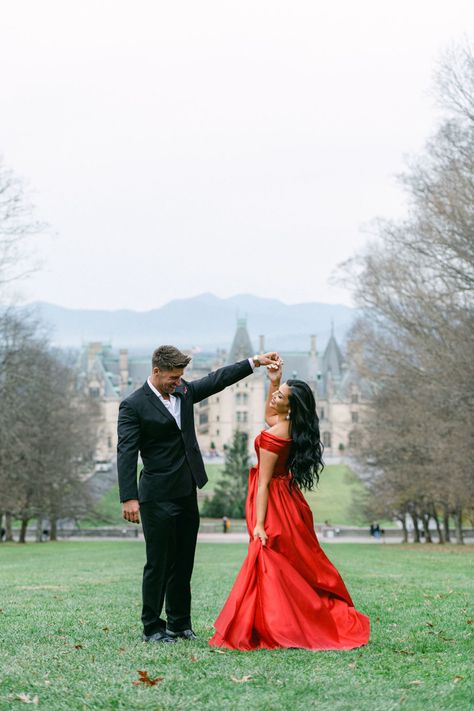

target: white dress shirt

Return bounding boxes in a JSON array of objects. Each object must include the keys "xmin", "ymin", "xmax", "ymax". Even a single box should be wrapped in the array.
[{"xmin": 147, "ymin": 377, "xmax": 181, "ymax": 429}]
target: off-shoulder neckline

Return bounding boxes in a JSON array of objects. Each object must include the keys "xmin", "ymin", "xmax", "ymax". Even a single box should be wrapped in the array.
[{"xmin": 261, "ymin": 430, "xmax": 292, "ymax": 441}]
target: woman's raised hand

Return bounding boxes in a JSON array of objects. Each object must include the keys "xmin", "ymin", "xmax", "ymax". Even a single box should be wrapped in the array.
[{"xmin": 267, "ymin": 358, "xmax": 283, "ymax": 383}]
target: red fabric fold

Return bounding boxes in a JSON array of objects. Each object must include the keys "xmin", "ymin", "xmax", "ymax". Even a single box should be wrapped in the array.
[{"xmin": 209, "ymin": 431, "xmax": 370, "ymax": 651}]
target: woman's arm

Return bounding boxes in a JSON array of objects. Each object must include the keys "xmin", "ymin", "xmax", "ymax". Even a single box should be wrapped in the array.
[
  {"xmin": 253, "ymin": 448, "xmax": 279, "ymax": 546},
  {"xmin": 264, "ymin": 361, "xmax": 283, "ymax": 426}
]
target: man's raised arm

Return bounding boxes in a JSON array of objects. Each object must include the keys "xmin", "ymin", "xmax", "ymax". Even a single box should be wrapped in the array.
[{"xmin": 190, "ymin": 352, "xmax": 280, "ymax": 404}]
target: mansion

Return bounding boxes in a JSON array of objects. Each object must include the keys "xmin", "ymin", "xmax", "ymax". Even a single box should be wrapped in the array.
[{"xmin": 77, "ymin": 320, "xmax": 369, "ymax": 463}]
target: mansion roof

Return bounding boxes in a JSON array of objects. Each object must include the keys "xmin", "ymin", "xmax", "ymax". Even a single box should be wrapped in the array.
[{"xmin": 78, "ymin": 320, "xmax": 370, "ymax": 403}]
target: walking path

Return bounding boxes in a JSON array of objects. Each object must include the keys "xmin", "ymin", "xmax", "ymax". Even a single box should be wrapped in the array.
[{"xmin": 33, "ymin": 532, "xmax": 404, "ymax": 544}]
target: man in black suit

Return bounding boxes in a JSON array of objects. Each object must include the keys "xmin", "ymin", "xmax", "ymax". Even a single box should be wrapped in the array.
[{"xmin": 117, "ymin": 344, "xmax": 279, "ymax": 643}]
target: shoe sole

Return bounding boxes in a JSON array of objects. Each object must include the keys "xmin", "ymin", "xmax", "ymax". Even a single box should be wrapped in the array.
[
  {"xmin": 143, "ymin": 635, "xmax": 177, "ymax": 643},
  {"xmin": 165, "ymin": 631, "xmax": 197, "ymax": 641}
]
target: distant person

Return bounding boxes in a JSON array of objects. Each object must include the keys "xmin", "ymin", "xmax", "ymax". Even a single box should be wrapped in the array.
[
  {"xmin": 373, "ymin": 523, "xmax": 381, "ymax": 540},
  {"xmin": 209, "ymin": 360, "xmax": 370, "ymax": 651},
  {"xmin": 222, "ymin": 516, "xmax": 229, "ymax": 534},
  {"xmin": 117, "ymin": 344, "xmax": 280, "ymax": 644},
  {"xmin": 0, "ymin": 527, "xmax": 5, "ymax": 542}
]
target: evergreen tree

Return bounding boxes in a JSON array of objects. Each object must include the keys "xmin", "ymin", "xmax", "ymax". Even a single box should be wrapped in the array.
[{"xmin": 202, "ymin": 431, "xmax": 251, "ymax": 518}]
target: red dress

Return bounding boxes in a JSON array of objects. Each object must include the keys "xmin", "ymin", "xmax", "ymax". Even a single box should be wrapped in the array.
[{"xmin": 209, "ymin": 430, "xmax": 370, "ymax": 651}]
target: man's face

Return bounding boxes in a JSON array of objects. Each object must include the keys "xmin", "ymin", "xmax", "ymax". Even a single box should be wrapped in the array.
[{"xmin": 152, "ymin": 367, "xmax": 184, "ymax": 396}]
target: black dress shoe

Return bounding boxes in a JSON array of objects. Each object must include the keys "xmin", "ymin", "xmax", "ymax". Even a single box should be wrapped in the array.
[
  {"xmin": 143, "ymin": 630, "xmax": 177, "ymax": 643},
  {"xmin": 165, "ymin": 628, "xmax": 197, "ymax": 640}
]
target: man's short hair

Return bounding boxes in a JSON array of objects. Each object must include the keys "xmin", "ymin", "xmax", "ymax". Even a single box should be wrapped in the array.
[{"xmin": 152, "ymin": 345, "xmax": 191, "ymax": 371}]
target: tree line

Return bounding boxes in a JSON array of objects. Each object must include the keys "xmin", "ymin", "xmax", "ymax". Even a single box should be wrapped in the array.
[
  {"xmin": 344, "ymin": 43, "xmax": 474, "ymax": 543},
  {"xmin": 0, "ymin": 158, "xmax": 98, "ymax": 542}
]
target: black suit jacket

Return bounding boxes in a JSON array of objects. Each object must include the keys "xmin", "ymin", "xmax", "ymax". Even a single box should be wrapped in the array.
[{"xmin": 117, "ymin": 359, "xmax": 253, "ymax": 502}]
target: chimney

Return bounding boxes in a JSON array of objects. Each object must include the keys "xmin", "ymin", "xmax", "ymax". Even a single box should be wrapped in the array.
[
  {"xmin": 87, "ymin": 342, "xmax": 102, "ymax": 371},
  {"xmin": 119, "ymin": 349, "xmax": 129, "ymax": 393}
]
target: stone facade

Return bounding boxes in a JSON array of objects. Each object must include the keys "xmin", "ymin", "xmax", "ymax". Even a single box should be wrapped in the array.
[{"xmin": 77, "ymin": 321, "xmax": 368, "ymax": 462}]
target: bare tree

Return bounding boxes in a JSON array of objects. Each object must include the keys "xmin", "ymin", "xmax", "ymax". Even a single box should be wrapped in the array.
[
  {"xmin": 0, "ymin": 322, "xmax": 97, "ymax": 542},
  {"xmin": 340, "ymin": 42, "xmax": 474, "ymax": 542},
  {"xmin": 0, "ymin": 156, "xmax": 47, "ymax": 292}
]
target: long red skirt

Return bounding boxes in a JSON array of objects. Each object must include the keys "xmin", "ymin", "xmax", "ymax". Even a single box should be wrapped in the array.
[{"xmin": 209, "ymin": 434, "xmax": 370, "ymax": 651}]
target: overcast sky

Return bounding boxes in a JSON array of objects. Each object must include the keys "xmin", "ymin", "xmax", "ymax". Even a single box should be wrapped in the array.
[{"xmin": 1, "ymin": 1, "xmax": 472, "ymax": 311}]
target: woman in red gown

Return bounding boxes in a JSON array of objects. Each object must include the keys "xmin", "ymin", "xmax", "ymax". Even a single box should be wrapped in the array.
[{"xmin": 209, "ymin": 361, "xmax": 370, "ymax": 651}]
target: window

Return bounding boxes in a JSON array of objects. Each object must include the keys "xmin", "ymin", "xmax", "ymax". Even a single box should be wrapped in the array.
[
  {"xmin": 89, "ymin": 387, "xmax": 100, "ymax": 398},
  {"xmin": 199, "ymin": 413, "xmax": 208, "ymax": 425},
  {"xmin": 216, "ymin": 415, "xmax": 220, "ymax": 422},
  {"xmin": 349, "ymin": 431, "xmax": 360, "ymax": 448},
  {"xmin": 351, "ymin": 412, "xmax": 359, "ymax": 423},
  {"xmin": 323, "ymin": 431, "xmax": 331, "ymax": 448},
  {"xmin": 319, "ymin": 407, "xmax": 325, "ymax": 420},
  {"xmin": 236, "ymin": 393, "xmax": 248, "ymax": 405},
  {"xmin": 236, "ymin": 411, "xmax": 248, "ymax": 423},
  {"xmin": 200, "ymin": 398, "xmax": 209, "ymax": 407},
  {"xmin": 351, "ymin": 393, "xmax": 359, "ymax": 404}
]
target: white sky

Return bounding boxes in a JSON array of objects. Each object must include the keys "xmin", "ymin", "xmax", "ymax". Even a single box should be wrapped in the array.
[{"xmin": 1, "ymin": 1, "xmax": 472, "ymax": 310}]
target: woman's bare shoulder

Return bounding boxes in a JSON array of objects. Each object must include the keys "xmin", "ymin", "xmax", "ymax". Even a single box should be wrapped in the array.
[{"xmin": 266, "ymin": 422, "xmax": 291, "ymax": 439}]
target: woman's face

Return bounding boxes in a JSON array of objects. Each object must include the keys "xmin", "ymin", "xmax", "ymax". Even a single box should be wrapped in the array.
[{"xmin": 270, "ymin": 382, "xmax": 291, "ymax": 416}]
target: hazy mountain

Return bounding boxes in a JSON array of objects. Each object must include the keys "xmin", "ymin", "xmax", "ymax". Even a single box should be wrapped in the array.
[{"xmin": 26, "ymin": 294, "xmax": 357, "ymax": 351}]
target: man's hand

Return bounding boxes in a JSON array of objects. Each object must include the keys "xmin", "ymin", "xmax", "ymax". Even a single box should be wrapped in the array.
[
  {"xmin": 122, "ymin": 499, "xmax": 140, "ymax": 524},
  {"xmin": 254, "ymin": 351, "xmax": 281, "ymax": 368}
]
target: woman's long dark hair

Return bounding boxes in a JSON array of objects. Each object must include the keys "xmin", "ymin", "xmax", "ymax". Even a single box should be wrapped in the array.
[{"xmin": 286, "ymin": 379, "xmax": 324, "ymax": 490}]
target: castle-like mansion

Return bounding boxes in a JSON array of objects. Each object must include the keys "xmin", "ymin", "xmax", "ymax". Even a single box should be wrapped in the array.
[{"xmin": 78, "ymin": 320, "xmax": 368, "ymax": 463}]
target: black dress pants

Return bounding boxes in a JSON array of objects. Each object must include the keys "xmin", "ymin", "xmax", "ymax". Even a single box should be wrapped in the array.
[{"xmin": 140, "ymin": 490, "xmax": 200, "ymax": 636}]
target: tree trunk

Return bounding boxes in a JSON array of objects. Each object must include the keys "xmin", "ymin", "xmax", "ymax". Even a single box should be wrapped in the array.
[
  {"xmin": 18, "ymin": 516, "xmax": 29, "ymax": 543},
  {"xmin": 411, "ymin": 512, "xmax": 421, "ymax": 543},
  {"xmin": 443, "ymin": 504, "xmax": 451, "ymax": 543},
  {"xmin": 35, "ymin": 516, "xmax": 43, "ymax": 543},
  {"xmin": 432, "ymin": 509, "xmax": 444, "ymax": 544},
  {"xmin": 50, "ymin": 515, "xmax": 57, "ymax": 542},
  {"xmin": 397, "ymin": 515, "xmax": 409, "ymax": 543},
  {"xmin": 5, "ymin": 512, "xmax": 14, "ymax": 542},
  {"xmin": 454, "ymin": 504, "xmax": 464, "ymax": 545},
  {"xmin": 421, "ymin": 514, "xmax": 433, "ymax": 543}
]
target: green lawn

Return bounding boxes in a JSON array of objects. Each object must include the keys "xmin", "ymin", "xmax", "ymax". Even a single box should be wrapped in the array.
[
  {"xmin": 0, "ymin": 542, "xmax": 472, "ymax": 710},
  {"xmin": 304, "ymin": 464, "xmax": 367, "ymax": 526},
  {"xmin": 85, "ymin": 463, "xmax": 369, "ymax": 528}
]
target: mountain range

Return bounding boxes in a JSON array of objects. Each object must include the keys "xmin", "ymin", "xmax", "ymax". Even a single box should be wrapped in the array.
[{"xmin": 26, "ymin": 293, "xmax": 357, "ymax": 352}]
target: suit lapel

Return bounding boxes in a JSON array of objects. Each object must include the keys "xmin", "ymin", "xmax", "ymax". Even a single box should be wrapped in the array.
[{"xmin": 143, "ymin": 382, "xmax": 178, "ymax": 427}]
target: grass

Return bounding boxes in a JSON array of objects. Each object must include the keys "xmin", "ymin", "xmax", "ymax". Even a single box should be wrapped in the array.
[
  {"xmin": 304, "ymin": 465, "xmax": 367, "ymax": 526},
  {"xmin": 84, "ymin": 464, "xmax": 369, "ymax": 528},
  {"xmin": 0, "ymin": 542, "xmax": 472, "ymax": 710}
]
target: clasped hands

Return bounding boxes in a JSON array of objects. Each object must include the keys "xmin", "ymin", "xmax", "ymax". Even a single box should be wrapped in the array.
[{"xmin": 254, "ymin": 351, "xmax": 284, "ymax": 375}]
